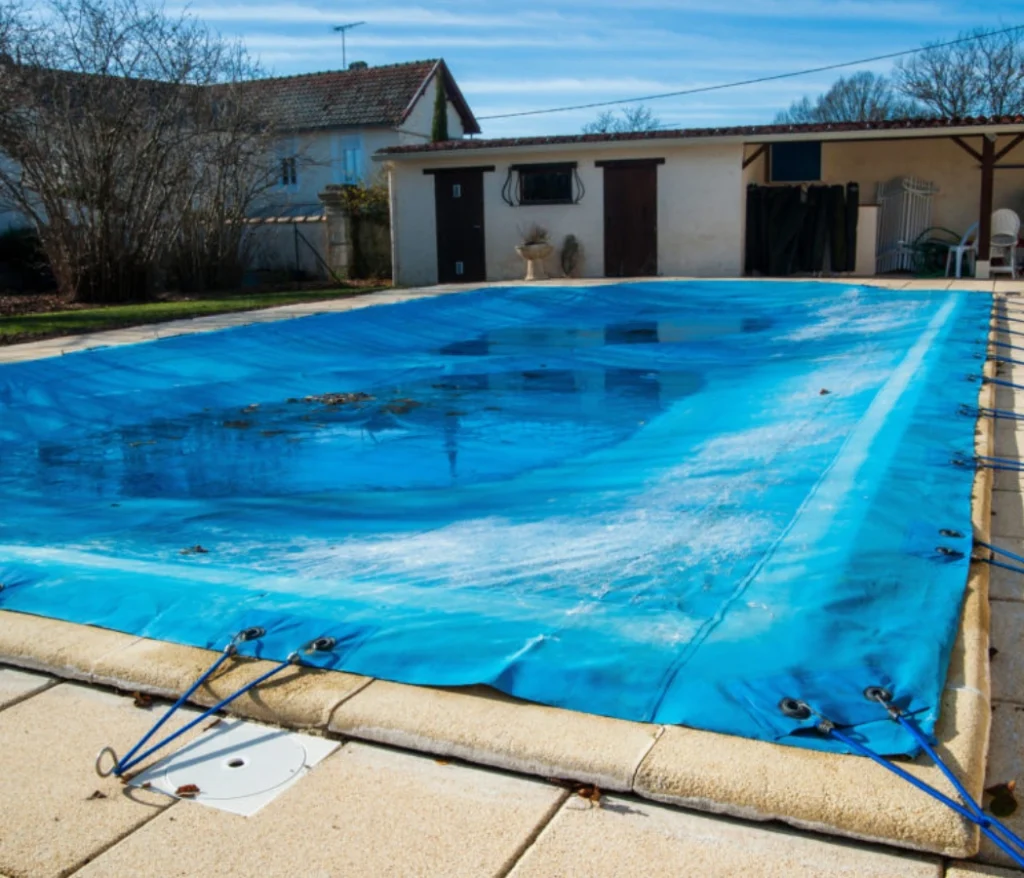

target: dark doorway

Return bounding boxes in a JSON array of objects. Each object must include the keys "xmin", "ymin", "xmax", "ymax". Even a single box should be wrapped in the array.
[
  {"xmin": 431, "ymin": 167, "xmax": 489, "ymax": 283},
  {"xmin": 601, "ymin": 159, "xmax": 661, "ymax": 277}
]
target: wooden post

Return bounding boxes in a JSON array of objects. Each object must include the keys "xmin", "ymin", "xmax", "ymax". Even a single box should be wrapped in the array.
[{"xmin": 979, "ymin": 135, "xmax": 995, "ymax": 264}]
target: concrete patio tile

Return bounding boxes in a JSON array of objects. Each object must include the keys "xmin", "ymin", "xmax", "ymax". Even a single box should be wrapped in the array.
[
  {"xmin": 948, "ymin": 864, "xmax": 1024, "ymax": 877},
  {"xmin": 634, "ymin": 688, "xmax": 988, "ymax": 858},
  {"xmin": 77, "ymin": 741, "xmax": 566, "ymax": 878},
  {"xmin": 508, "ymin": 794, "xmax": 941, "ymax": 878},
  {"xmin": 0, "ymin": 667, "xmax": 52, "ymax": 710},
  {"xmin": 985, "ymin": 535, "xmax": 1024, "ymax": 602},
  {"xmin": 989, "ymin": 603, "xmax": 1024, "ymax": 704},
  {"xmin": 974, "ymin": 701, "xmax": 1024, "ymax": 869},
  {"xmin": 328, "ymin": 680, "xmax": 662, "ymax": 792},
  {"xmin": 91, "ymin": 637, "xmax": 372, "ymax": 731},
  {"xmin": 0, "ymin": 611, "xmax": 140, "ymax": 682},
  {"xmin": 0, "ymin": 682, "xmax": 201, "ymax": 878},
  {"xmin": 992, "ymin": 490, "xmax": 1024, "ymax": 540}
]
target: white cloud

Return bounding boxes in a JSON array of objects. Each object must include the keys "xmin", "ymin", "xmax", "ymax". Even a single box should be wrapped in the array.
[{"xmin": 178, "ymin": 4, "xmax": 589, "ymax": 28}]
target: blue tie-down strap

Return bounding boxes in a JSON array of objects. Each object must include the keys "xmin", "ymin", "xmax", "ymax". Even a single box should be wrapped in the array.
[
  {"xmin": 977, "ymin": 540, "xmax": 1024, "ymax": 577},
  {"xmin": 94, "ymin": 630, "xmax": 336, "ymax": 778},
  {"xmin": 778, "ymin": 687, "xmax": 1024, "ymax": 869}
]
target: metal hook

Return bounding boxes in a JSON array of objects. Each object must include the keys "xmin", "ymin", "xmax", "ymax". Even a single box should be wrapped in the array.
[{"xmin": 95, "ymin": 746, "xmax": 119, "ymax": 778}]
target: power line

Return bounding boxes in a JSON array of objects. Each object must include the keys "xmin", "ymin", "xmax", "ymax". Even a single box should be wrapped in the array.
[{"xmin": 476, "ymin": 23, "xmax": 1024, "ymax": 121}]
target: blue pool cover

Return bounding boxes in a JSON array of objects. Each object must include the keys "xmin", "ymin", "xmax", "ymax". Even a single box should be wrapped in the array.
[{"xmin": 0, "ymin": 281, "xmax": 990, "ymax": 755}]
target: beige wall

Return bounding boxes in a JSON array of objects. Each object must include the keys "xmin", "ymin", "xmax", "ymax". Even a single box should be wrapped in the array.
[
  {"xmin": 386, "ymin": 142, "xmax": 746, "ymax": 287},
  {"xmin": 743, "ymin": 135, "xmax": 1024, "ymax": 243}
]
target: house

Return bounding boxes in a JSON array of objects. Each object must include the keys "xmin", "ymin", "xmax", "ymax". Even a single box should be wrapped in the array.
[
  {"xmin": 244, "ymin": 58, "xmax": 479, "ymax": 278},
  {"xmin": 376, "ymin": 117, "xmax": 1024, "ymax": 286}
]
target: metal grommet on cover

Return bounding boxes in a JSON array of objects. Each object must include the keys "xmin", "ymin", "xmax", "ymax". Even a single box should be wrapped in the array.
[
  {"xmin": 937, "ymin": 546, "xmax": 965, "ymax": 559},
  {"xmin": 778, "ymin": 697, "xmax": 812, "ymax": 720},
  {"xmin": 863, "ymin": 686, "xmax": 893, "ymax": 705},
  {"xmin": 236, "ymin": 627, "xmax": 265, "ymax": 643},
  {"xmin": 307, "ymin": 636, "xmax": 336, "ymax": 653},
  {"xmin": 95, "ymin": 746, "xmax": 119, "ymax": 778},
  {"xmin": 939, "ymin": 529, "xmax": 964, "ymax": 539}
]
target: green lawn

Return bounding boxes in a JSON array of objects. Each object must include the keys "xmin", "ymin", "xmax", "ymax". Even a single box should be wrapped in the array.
[{"xmin": 0, "ymin": 287, "xmax": 384, "ymax": 344}]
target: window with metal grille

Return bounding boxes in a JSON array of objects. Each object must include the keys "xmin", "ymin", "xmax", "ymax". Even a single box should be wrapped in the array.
[
  {"xmin": 521, "ymin": 167, "xmax": 573, "ymax": 204},
  {"xmin": 503, "ymin": 163, "xmax": 583, "ymax": 206},
  {"xmin": 281, "ymin": 157, "xmax": 297, "ymax": 186}
]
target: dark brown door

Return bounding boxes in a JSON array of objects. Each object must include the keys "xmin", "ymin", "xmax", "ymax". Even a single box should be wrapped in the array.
[
  {"xmin": 603, "ymin": 162, "xmax": 658, "ymax": 277},
  {"xmin": 434, "ymin": 169, "xmax": 486, "ymax": 283}
]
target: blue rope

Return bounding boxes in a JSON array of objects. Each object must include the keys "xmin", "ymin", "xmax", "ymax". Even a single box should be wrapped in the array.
[
  {"xmin": 993, "ymin": 341, "xmax": 1024, "ymax": 354},
  {"xmin": 116, "ymin": 656, "xmax": 297, "ymax": 775},
  {"xmin": 971, "ymin": 406, "xmax": 1024, "ymax": 421},
  {"xmin": 114, "ymin": 649, "xmax": 235, "ymax": 774},
  {"xmin": 827, "ymin": 726, "xmax": 1024, "ymax": 868},
  {"xmin": 985, "ymin": 376, "xmax": 1024, "ymax": 392},
  {"xmin": 894, "ymin": 715, "xmax": 1024, "ymax": 852},
  {"xmin": 993, "ymin": 356, "xmax": 1024, "ymax": 368},
  {"xmin": 978, "ymin": 540, "xmax": 1024, "ymax": 566},
  {"xmin": 986, "ymin": 558, "xmax": 1024, "ymax": 575}
]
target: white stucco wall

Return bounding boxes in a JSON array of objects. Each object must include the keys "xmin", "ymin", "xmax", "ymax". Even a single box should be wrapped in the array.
[
  {"xmin": 398, "ymin": 73, "xmax": 466, "ymax": 146},
  {"xmin": 386, "ymin": 142, "xmax": 746, "ymax": 287}
]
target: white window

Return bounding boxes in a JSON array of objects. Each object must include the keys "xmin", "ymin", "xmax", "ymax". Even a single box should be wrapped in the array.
[{"xmin": 332, "ymin": 135, "xmax": 363, "ymax": 185}]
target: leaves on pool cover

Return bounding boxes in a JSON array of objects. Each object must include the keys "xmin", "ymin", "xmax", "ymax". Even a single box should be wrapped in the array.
[
  {"xmin": 985, "ymin": 780, "xmax": 1018, "ymax": 817},
  {"xmin": 819, "ymin": 388, "xmax": 831, "ymax": 395},
  {"xmin": 175, "ymin": 784, "xmax": 200, "ymax": 798},
  {"xmin": 180, "ymin": 545, "xmax": 208, "ymax": 555},
  {"xmin": 304, "ymin": 392, "xmax": 374, "ymax": 406},
  {"xmin": 382, "ymin": 398, "xmax": 422, "ymax": 415}
]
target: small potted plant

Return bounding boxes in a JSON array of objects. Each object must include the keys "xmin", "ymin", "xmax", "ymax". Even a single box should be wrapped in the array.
[{"xmin": 515, "ymin": 223, "xmax": 554, "ymax": 281}]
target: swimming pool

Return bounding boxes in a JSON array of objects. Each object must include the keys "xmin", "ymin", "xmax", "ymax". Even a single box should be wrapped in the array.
[{"xmin": 0, "ymin": 281, "xmax": 989, "ymax": 755}]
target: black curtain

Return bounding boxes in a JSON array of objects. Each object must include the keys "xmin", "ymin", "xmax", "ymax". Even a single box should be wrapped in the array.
[{"xmin": 746, "ymin": 183, "xmax": 859, "ymax": 276}]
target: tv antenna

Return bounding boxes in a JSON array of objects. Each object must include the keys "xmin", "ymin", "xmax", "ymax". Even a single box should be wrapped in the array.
[{"xmin": 332, "ymin": 21, "xmax": 365, "ymax": 69}]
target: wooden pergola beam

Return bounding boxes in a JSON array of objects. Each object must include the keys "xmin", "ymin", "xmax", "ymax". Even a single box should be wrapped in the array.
[
  {"xmin": 742, "ymin": 144, "xmax": 767, "ymax": 170},
  {"xmin": 979, "ymin": 136, "xmax": 995, "ymax": 262},
  {"xmin": 996, "ymin": 133, "xmax": 1024, "ymax": 163},
  {"xmin": 951, "ymin": 136, "xmax": 983, "ymax": 162}
]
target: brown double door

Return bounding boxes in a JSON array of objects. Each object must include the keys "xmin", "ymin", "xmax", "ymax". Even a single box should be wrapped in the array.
[
  {"xmin": 433, "ymin": 168, "xmax": 487, "ymax": 284},
  {"xmin": 602, "ymin": 160, "xmax": 660, "ymax": 277}
]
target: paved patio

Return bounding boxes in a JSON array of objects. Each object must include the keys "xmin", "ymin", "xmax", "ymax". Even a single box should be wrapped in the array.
[{"xmin": 1, "ymin": 277, "xmax": 1022, "ymax": 876}]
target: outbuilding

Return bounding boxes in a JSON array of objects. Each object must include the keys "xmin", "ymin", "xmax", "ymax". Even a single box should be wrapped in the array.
[{"xmin": 376, "ymin": 117, "xmax": 1024, "ymax": 286}]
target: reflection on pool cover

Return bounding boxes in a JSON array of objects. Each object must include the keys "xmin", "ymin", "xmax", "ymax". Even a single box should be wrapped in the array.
[{"xmin": 0, "ymin": 281, "xmax": 989, "ymax": 755}]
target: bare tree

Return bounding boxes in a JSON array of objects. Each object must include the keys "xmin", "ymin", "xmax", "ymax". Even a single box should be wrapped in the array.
[
  {"xmin": 774, "ymin": 72, "xmax": 919, "ymax": 124},
  {"xmin": 583, "ymin": 104, "xmax": 661, "ymax": 134},
  {"xmin": 0, "ymin": 0, "xmax": 277, "ymax": 302},
  {"xmin": 894, "ymin": 27, "xmax": 1024, "ymax": 117}
]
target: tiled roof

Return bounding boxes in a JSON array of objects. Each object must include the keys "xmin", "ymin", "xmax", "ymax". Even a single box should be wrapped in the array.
[
  {"xmin": 379, "ymin": 114, "xmax": 1024, "ymax": 155},
  {"xmin": 242, "ymin": 59, "xmax": 480, "ymax": 134}
]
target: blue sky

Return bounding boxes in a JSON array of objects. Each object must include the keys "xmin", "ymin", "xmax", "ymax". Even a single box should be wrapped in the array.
[{"xmin": 183, "ymin": 1, "xmax": 1023, "ymax": 137}]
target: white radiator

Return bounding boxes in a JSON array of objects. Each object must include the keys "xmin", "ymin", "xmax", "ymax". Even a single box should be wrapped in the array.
[{"xmin": 875, "ymin": 176, "xmax": 940, "ymax": 274}]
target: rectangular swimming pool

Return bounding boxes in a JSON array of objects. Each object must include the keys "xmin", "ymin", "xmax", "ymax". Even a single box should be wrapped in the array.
[{"xmin": 0, "ymin": 280, "xmax": 989, "ymax": 755}]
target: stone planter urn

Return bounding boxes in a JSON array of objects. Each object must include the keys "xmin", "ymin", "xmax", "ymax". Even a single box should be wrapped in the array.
[{"xmin": 515, "ymin": 242, "xmax": 554, "ymax": 281}]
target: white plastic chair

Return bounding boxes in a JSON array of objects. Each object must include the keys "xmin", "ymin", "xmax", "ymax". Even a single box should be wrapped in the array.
[
  {"xmin": 989, "ymin": 208, "xmax": 1021, "ymax": 278},
  {"xmin": 945, "ymin": 210, "xmax": 1022, "ymax": 278},
  {"xmin": 945, "ymin": 223, "xmax": 977, "ymax": 279}
]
